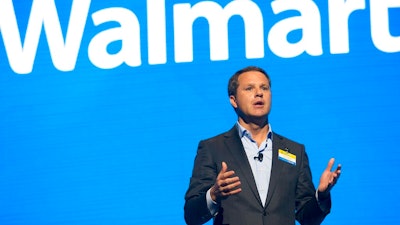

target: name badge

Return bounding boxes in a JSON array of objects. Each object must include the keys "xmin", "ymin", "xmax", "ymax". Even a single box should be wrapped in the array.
[{"xmin": 278, "ymin": 149, "xmax": 296, "ymax": 166}]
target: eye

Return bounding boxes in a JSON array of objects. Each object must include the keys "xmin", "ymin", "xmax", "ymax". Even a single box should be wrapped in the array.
[
  {"xmin": 245, "ymin": 86, "xmax": 253, "ymax": 91},
  {"xmin": 261, "ymin": 85, "xmax": 270, "ymax": 91}
]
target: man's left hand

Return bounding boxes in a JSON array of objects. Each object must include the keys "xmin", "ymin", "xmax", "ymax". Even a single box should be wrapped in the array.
[{"xmin": 318, "ymin": 158, "xmax": 342, "ymax": 195}]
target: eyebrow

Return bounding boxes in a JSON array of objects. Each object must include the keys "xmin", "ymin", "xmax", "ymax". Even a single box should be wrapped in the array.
[{"xmin": 242, "ymin": 83, "xmax": 269, "ymax": 87}]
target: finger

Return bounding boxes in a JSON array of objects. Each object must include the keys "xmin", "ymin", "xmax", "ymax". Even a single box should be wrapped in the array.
[
  {"xmin": 325, "ymin": 158, "xmax": 335, "ymax": 172},
  {"xmin": 223, "ymin": 176, "xmax": 240, "ymax": 186},
  {"xmin": 224, "ymin": 187, "xmax": 242, "ymax": 196},
  {"xmin": 230, "ymin": 188, "xmax": 242, "ymax": 195},
  {"xmin": 335, "ymin": 164, "xmax": 342, "ymax": 173},
  {"xmin": 218, "ymin": 172, "xmax": 239, "ymax": 189},
  {"xmin": 330, "ymin": 168, "xmax": 342, "ymax": 184},
  {"xmin": 221, "ymin": 180, "xmax": 241, "ymax": 195},
  {"xmin": 334, "ymin": 165, "xmax": 342, "ymax": 180}
]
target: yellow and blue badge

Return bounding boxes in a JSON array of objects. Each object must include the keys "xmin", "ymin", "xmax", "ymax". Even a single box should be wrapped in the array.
[{"xmin": 278, "ymin": 149, "xmax": 296, "ymax": 166}]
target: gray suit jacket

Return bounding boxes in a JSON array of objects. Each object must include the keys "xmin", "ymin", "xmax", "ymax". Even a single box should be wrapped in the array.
[{"xmin": 184, "ymin": 126, "xmax": 331, "ymax": 225}]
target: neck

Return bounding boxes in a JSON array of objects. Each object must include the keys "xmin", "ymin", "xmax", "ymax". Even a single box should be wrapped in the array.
[
  {"xmin": 238, "ymin": 117, "xmax": 269, "ymax": 144},
  {"xmin": 238, "ymin": 116, "xmax": 268, "ymax": 129}
]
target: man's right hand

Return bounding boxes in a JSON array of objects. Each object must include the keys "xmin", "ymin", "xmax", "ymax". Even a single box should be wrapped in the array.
[{"xmin": 210, "ymin": 162, "xmax": 242, "ymax": 202}]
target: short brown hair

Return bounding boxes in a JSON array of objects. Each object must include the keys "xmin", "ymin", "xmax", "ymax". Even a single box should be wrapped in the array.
[{"xmin": 227, "ymin": 66, "xmax": 271, "ymax": 96}]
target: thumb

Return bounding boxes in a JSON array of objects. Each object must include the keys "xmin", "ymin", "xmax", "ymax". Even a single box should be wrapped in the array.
[
  {"xmin": 216, "ymin": 162, "xmax": 228, "ymax": 181},
  {"xmin": 325, "ymin": 158, "xmax": 335, "ymax": 172},
  {"xmin": 221, "ymin": 161, "xmax": 228, "ymax": 173}
]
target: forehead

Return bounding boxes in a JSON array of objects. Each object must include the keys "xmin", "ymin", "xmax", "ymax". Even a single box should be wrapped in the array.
[{"xmin": 238, "ymin": 71, "xmax": 269, "ymax": 85}]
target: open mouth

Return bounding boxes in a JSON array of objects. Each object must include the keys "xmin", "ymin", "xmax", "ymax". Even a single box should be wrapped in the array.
[{"xmin": 254, "ymin": 101, "xmax": 264, "ymax": 106}]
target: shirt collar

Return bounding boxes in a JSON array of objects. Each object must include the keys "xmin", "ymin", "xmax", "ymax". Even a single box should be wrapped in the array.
[{"xmin": 236, "ymin": 122, "xmax": 273, "ymax": 141}]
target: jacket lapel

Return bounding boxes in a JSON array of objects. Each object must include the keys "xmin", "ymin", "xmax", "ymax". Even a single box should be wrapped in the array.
[
  {"xmin": 223, "ymin": 126, "xmax": 263, "ymax": 207},
  {"xmin": 264, "ymin": 132, "xmax": 286, "ymax": 208}
]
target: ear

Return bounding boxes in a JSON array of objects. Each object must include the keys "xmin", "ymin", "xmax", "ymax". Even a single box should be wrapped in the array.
[{"xmin": 229, "ymin": 95, "xmax": 237, "ymax": 109}]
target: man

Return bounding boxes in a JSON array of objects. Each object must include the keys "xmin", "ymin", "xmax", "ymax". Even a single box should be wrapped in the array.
[{"xmin": 184, "ymin": 66, "xmax": 341, "ymax": 225}]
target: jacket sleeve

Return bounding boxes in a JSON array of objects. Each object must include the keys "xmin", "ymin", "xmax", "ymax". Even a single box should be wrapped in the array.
[
  {"xmin": 295, "ymin": 149, "xmax": 331, "ymax": 225},
  {"xmin": 184, "ymin": 140, "xmax": 218, "ymax": 225}
]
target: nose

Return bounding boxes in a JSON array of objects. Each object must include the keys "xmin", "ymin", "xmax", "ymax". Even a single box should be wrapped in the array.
[{"xmin": 255, "ymin": 88, "xmax": 263, "ymax": 97}]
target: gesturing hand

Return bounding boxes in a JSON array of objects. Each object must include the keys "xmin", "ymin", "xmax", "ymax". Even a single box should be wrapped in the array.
[
  {"xmin": 210, "ymin": 162, "xmax": 242, "ymax": 202},
  {"xmin": 318, "ymin": 158, "xmax": 342, "ymax": 195}
]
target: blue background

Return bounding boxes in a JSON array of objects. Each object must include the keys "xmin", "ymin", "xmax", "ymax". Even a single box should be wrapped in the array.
[{"xmin": 1, "ymin": 0, "xmax": 399, "ymax": 224}]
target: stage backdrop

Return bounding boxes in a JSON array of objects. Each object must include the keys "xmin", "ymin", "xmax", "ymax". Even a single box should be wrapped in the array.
[{"xmin": 1, "ymin": 0, "xmax": 399, "ymax": 224}]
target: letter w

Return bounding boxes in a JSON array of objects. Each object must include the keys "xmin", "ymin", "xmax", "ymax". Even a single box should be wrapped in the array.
[{"xmin": 0, "ymin": 0, "xmax": 90, "ymax": 74}]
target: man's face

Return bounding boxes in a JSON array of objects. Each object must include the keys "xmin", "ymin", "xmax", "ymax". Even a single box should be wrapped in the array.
[{"xmin": 229, "ymin": 71, "xmax": 271, "ymax": 120}]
